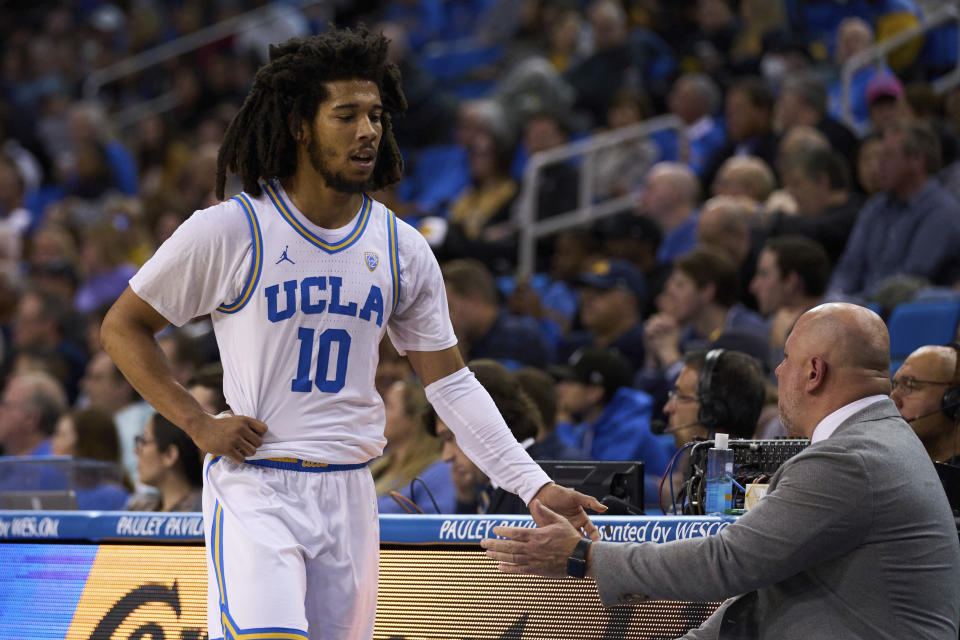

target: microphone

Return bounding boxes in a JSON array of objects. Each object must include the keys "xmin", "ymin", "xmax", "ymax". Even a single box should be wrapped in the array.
[
  {"xmin": 907, "ymin": 402, "xmax": 960, "ymax": 423},
  {"xmin": 907, "ymin": 408, "xmax": 945, "ymax": 423},
  {"xmin": 651, "ymin": 419, "xmax": 701, "ymax": 435}
]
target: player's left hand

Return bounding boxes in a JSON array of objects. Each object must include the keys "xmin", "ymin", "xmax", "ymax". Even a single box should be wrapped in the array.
[
  {"xmin": 481, "ymin": 500, "xmax": 586, "ymax": 578},
  {"xmin": 531, "ymin": 482, "xmax": 606, "ymax": 541}
]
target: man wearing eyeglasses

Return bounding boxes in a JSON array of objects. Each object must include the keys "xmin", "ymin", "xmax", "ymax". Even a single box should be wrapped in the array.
[
  {"xmin": 483, "ymin": 303, "xmax": 960, "ymax": 638},
  {"xmin": 662, "ymin": 349, "xmax": 767, "ymax": 448},
  {"xmin": 891, "ymin": 345, "xmax": 960, "ymax": 465}
]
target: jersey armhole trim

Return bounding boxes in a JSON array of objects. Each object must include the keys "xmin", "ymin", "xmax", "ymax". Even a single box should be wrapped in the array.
[
  {"xmin": 216, "ymin": 193, "xmax": 263, "ymax": 314},
  {"xmin": 387, "ymin": 208, "xmax": 400, "ymax": 314}
]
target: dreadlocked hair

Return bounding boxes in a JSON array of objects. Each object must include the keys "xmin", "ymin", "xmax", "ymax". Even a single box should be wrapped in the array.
[{"xmin": 215, "ymin": 26, "xmax": 407, "ymax": 200}]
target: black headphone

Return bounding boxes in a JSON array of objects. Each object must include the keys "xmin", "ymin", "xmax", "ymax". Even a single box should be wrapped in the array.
[
  {"xmin": 698, "ymin": 349, "xmax": 727, "ymax": 433},
  {"xmin": 942, "ymin": 342, "xmax": 960, "ymax": 421}
]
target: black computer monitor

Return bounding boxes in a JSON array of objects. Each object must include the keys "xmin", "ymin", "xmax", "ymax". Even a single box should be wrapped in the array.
[{"xmin": 538, "ymin": 460, "xmax": 644, "ymax": 514}]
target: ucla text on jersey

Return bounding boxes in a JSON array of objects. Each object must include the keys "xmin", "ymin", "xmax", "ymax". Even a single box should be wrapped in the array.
[
  {"xmin": 265, "ymin": 277, "xmax": 385, "ymax": 327},
  {"xmin": 208, "ymin": 180, "xmax": 402, "ymax": 462}
]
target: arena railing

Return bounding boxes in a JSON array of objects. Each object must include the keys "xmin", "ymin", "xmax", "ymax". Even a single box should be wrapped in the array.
[
  {"xmin": 512, "ymin": 114, "xmax": 685, "ymax": 276},
  {"xmin": 840, "ymin": 3, "xmax": 960, "ymax": 130},
  {"xmin": 83, "ymin": 1, "xmax": 324, "ymax": 130}
]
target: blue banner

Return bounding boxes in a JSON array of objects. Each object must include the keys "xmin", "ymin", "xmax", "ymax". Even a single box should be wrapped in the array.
[
  {"xmin": 0, "ymin": 511, "xmax": 731, "ymax": 543},
  {"xmin": 377, "ymin": 514, "xmax": 731, "ymax": 543},
  {"xmin": 0, "ymin": 511, "xmax": 205, "ymax": 542}
]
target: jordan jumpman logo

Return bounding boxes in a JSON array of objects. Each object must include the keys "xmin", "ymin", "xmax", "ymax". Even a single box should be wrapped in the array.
[{"xmin": 276, "ymin": 245, "xmax": 295, "ymax": 265}]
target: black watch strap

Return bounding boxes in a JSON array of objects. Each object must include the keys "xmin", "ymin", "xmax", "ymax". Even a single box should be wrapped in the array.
[{"xmin": 566, "ymin": 538, "xmax": 592, "ymax": 578}]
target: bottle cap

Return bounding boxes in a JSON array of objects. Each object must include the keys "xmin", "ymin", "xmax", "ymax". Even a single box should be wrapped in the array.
[{"xmin": 715, "ymin": 433, "xmax": 729, "ymax": 449}]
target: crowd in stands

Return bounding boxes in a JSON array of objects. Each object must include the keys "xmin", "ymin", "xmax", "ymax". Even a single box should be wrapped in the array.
[{"xmin": 1, "ymin": 0, "xmax": 960, "ymax": 514}]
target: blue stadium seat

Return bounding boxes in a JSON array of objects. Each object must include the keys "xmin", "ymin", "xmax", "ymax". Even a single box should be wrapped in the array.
[{"xmin": 887, "ymin": 299, "xmax": 960, "ymax": 373}]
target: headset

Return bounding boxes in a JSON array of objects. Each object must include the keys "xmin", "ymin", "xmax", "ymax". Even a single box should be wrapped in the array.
[
  {"xmin": 941, "ymin": 342, "xmax": 960, "ymax": 422},
  {"xmin": 698, "ymin": 348, "xmax": 727, "ymax": 434},
  {"xmin": 653, "ymin": 348, "xmax": 760, "ymax": 437}
]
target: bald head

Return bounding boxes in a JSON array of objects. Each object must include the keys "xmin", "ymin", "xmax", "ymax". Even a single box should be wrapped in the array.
[
  {"xmin": 700, "ymin": 195, "xmax": 754, "ymax": 227},
  {"xmin": 697, "ymin": 196, "xmax": 757, "ymax": 264},
  {"xmin": 909, "ymin": 344, "xmax": 957, "ymax": 370},
  {"xmin": 904, "ymin": 345, "xmax": 959, "ymax": 381},
  {"xmin": 712, "ymin": 156, "xmax": 776, "ymax": 202},
  {"xmin": 778, "ymin": 303, "xmax": 891, "ymax": 436},
  {"xmin": 638, "ymin": 162, "xmax": 700, "ymax": 226},
  {"xmin": 779, "ymin": 126, "xmax": 830, "ymax": 160},
  {"xmin": 669, "ymin": 73, "xmax": 721, "ymax": 124},
  {"xmin": 650, "ymin": 163, "xmax": 699, "ymax": 202},
  {"xmin": 697, "ymin": 195, "xmax": 755, "ymax": 262},
  {"xmin": 796, "ymin": 303, "xmax": 890, "ymax": 374}
]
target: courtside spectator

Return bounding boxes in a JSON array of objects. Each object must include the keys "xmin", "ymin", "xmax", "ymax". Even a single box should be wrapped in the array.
[
  {"xmin": 431, "ymin": 359, "xmax": 543, "ymax": 514},
  {"xmin": 553, "ymin": 347, "xmax": 673, "ymax": 507},
  {"xmin": 127, "ymin": 413, "xmax": 202, "ymax": 512},
  {"xmin": 775, "ymin": 74, "xmax": 858, "ymax": 172},
  {"xmin": 642, "ymin": 247, "xmax": 766, "ymax": 401},
  {"xmin": 80, "ymin": 350, "xmax": 154, "ymax": 487},
  {"xmin": 515, "ymin": 366, "xmax": 583, "ymax": 460},
  {"xmin": 561, "ymin": 259, "xmax": 647, "ymax": 372},
  {"xmin": 443, "ymin": 258, "xmax": 552, "ymax": 368},
  {"xmin": 0, "ymin": 371, "xmax": 67, "ymax": 457},
  {"xmin": 711, "ymin": 156, "xmax": 775, "ymax": 203},
  {"xmin": 767, "ymin": 147, "xmax": 862, "ymax": 265},
  {"xmin": 666, "ymin": 73, "xmax": 726, "ymax": 177},
  {"xmin": 830, "ymin": 121, "xmax": 960, "ymax": 298},
  {"xmin": 637, "ymin": 162, "xmax": 701, "ymax": 265},
  {"xmin": 11, "ymin": 289, "xmax": 87, "ymax": 402},
  {"xmin": 51, "ymin": 407, "xmax": 130, "ymax": 509},
  {"xmin": 373, "ymin": 377, "xmax": 455, "ymax": 514},
  {"xmin": 703, "ymin": 77, "xmax": 779, "ymax": 188},
  {"xmin": 750, "ymin": 236, "xmax": 830, "ymax": 356}
]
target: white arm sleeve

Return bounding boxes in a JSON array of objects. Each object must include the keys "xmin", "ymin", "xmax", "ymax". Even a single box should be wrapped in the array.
[{"xmin": 425, "ymin": 367, "xmax": 552, "ymax": 504}]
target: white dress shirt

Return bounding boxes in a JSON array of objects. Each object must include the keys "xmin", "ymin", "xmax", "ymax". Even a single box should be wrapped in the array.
[{"xmin": 810, "ymin": 395, "xmax": 889, "ymax": 443}]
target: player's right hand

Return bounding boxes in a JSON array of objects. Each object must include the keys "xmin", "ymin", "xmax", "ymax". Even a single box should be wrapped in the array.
[{"xmin": 189, "ymin": 414, "xmax": 268, "ymax": 464}]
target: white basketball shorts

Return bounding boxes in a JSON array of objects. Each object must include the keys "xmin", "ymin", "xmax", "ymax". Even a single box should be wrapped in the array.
[{"xmin": 202, "ymin": 455, "xmax": 379, "ymax": 640}]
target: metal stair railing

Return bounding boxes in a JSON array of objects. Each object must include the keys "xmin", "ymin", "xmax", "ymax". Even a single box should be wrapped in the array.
[
  {"xmin": 840, "ymin": 3, "xmax": 960, "ymax": 129},
  {"xmin": 513, "ymin": 114, "xmax": 684, "ymax": 275},
  {"xmin": 83, "ymin": 1, "xmax": 323, "ymax": 128}
]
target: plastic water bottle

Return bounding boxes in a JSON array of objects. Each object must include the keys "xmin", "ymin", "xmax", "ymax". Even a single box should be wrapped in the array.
[{"xmin": 704, "ymin": 433, "xmax": 734, "ymax": 515}]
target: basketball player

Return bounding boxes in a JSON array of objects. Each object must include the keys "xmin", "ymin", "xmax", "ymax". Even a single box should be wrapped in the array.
[{"xmin": 101, "ymin": 28, "xmax": 604, "ymax": 640}]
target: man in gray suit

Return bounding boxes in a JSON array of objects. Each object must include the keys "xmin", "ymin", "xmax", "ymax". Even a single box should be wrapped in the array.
[{"xmin": 483, "ymin": 303, "xmax": 960, "ymax": 639}]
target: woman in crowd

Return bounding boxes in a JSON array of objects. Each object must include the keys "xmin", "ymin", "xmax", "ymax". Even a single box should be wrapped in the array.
[
  {"xmin": 127, "ymin": 412, "xmax": 203, "ymax": 512},
  {"xmin": 51, "ymin": 407, "xmax": 131, "ymax": 509},
  {"xmin": 436, "ymin": 128, "xmax": 520, "ymax": 274},
  {"xmin": 371, "ymin": 377, "xmax": 455, "ymax": 514}
]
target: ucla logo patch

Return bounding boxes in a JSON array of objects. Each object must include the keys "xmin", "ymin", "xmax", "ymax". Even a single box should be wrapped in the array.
[{"xmin": 364, "ymin": 251, "xmax": 379, "ymax": 272}]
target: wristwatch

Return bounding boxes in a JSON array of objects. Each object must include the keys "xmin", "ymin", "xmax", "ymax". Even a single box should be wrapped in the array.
[{"xmin": 566, "ymin": 538, "xmax": 592, "ymax": 578}]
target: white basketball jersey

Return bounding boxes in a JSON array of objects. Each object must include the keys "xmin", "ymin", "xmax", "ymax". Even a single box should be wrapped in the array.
[{"xmin": 130, "ymin": 179, "xmax": 457, "ymax": 465}]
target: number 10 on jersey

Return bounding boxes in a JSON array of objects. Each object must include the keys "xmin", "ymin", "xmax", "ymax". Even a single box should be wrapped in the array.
[{"xmin": 292, "ymin": 327, "xmax": 351, "ymax": 393}]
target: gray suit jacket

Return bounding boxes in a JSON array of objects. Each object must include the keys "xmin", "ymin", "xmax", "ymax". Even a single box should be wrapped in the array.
[{"xmin": 592, "ymin": 399, "xmax": 960, "ymax": 639}]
